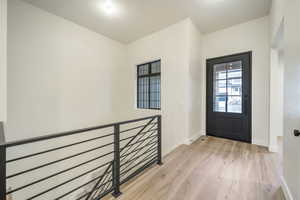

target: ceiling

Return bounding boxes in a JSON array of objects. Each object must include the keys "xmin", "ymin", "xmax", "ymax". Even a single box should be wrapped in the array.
[{"xmin": 23, "ymin": 0, "xmax": 271, "ymax": 43}]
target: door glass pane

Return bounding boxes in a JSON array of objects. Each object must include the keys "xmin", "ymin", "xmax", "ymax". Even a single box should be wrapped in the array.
[
  {"xmin": 214, "ymin": 63, "xmax": 227, "ymax": 79},
  {"xmin": 227, "ymin": 61, "xmax": 242, "ymax": 78},
  {"xmin": 214, "ymin": 96, "xmax": 226, "ymax": 112},
  {"xmin": 214, "ymin": 80, "xmax": 227, "ymax": 95},
  {"xmin": 213, "ymin": 60, "xmax": 243, "ymax": 113},
  {"xmin": 228, "ymin": 96, "xmax": 242, "ymax": 113},
  {"xmin": 228, "ymin": 79, "xmax": 242, "ymax": 96}
]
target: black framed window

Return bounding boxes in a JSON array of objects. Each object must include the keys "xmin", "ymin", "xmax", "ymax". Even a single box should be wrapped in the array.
[{"xmin": 137, "ymin": 60, "xmax": 161, "ymax": 109}]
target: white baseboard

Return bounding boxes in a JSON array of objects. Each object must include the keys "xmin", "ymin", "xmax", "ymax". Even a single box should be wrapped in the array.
[
  {"xmin": 185, "ymin": 132, "xmax": 204, "ymax": 145},
  {"xmin": 252, "ymin": 139, "xmax": 268, "ymax": 147},
  {"xmin": 268, "ymin": 144, "xmax": 278, "ymax": 152},
  {"xmin": 281, "ymin": 176, "xmax": 294, "ymax": 200}
]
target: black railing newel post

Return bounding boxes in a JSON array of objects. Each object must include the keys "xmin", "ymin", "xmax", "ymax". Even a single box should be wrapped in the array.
[
  {"xmin": 112, "ymin": 124, "xmax": 122, "ymax": 198},
  {"xmin": 157, "ymin": 116, "xmax": 163, "ymax": 165},
  {"xmin": 0, "ymin": 145, "xmax": 6, "ymax": 200}
]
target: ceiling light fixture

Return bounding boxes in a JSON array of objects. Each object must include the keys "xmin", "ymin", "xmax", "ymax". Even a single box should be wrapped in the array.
[{"xmin": 103, "ymin": 0, "xmax": 115, "ymax": 15}]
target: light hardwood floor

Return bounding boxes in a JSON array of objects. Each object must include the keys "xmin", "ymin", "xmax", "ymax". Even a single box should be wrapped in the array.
[{"xmin": 104, "ymin": 136, "xmax": 285, "ymax": 200}]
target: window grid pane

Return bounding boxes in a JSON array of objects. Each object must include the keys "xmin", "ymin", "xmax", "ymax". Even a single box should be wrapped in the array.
[
  {"xmin": 151, "ymin": 62, "xmax": 161, "ymax": 74},
  {"xmin": 138, "ymin": 77, "xmax": 149, "ymax": 109},
  {"xmin": 150, "ymin": 76, "xmax": 160, "ymax": 109},
  {"xmin": 138, "ymin": 64, "xmax": 149, "ymax": 76}
]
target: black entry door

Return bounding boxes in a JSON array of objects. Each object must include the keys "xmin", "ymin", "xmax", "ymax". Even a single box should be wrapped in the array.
[{"xmin": 206, "ymin": 52, "xmax": 252, "ymax": 143}]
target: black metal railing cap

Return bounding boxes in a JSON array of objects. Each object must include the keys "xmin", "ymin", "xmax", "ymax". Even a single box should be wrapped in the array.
[{"xmin": 0, "ymin": 115, "xmax": 161, "ymax": 148}]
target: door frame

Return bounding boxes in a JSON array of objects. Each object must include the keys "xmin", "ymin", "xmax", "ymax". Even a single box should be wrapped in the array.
[{"xmin": 206, "ymin": 51, "xmax": 252, "ymax": 143}]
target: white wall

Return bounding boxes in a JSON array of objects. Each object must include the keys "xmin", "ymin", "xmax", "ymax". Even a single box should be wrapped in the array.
[
  {"xmin": 7, "ymin": 0, "xmax": 127, "ymax": 199},
  {"xmin": 201, "ymin": 17, "xmax": 271, "ymax": 146},
  {"xmin": 270, "ymin": 0, "xmax": 285, "ymax": 43},
  {"xmin": 269, "ymin": 2, "xmax": 285, "ymax": 152},
  {"xmin": 282, "ymin": 0, "xmax": 300, "ymax": 199},
  {"xmin": 0, "ymin": 0, "xmax": 7, "ymax": 123},
  {"xmin": 269, "ymin": 48, "xmax": 284, "ymax": 152},
  {"xmin": 187, "ymin": 20, "xmax": 204, "ymax": 142},
  {"xmin": 7, "ymin": 0, "xmax": 126, "ymax": 142},
  {"xmin": 124, "ymin": 19, "xmax": 192, "ymax": 156}
]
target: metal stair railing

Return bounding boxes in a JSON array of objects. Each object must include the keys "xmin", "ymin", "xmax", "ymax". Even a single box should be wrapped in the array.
[{"xmin": 0, "ymin": 115, "xmax": 162, "ymax": 200}]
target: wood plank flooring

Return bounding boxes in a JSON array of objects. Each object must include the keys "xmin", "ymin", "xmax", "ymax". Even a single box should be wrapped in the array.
[{"xmin": 104, "ymin": 136, "xmax": 285, "ymax": 200}]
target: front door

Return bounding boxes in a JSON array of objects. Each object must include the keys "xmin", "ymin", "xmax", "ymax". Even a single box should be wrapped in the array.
[{"xmin": 206, "ymin": 52, "xmax": 252, "ymax": 143}]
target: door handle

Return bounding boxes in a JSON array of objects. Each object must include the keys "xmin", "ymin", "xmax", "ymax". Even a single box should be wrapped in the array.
[{"xmin": 294, "ymin": 129, "xmax": 300, "ymax": 137}]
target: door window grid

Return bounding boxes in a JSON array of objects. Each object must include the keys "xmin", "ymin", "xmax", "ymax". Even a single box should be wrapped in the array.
[
  {"xmin": 213, "ymin": 61, "xmax": 243, "ymax": 113},
  {"xmin": 137, "ymin": 60, "xmax": 161, "ymax": 110}
]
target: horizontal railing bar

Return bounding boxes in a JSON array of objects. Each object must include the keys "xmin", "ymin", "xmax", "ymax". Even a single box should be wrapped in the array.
[
  {"xmin": 92, "ymin": 172, "xmax": 112, "ymax": 199},
  {"xmin": 122, "ymin": 138, "xmax": 157, "ymax": 176},
  {"xmin": 2, "ymin": 127, "xmax": 114, "ymax": 148},
  {"xmin": 1, "ymin": 115, "xmax": 160, "ymax": 148},
  {"xmin": 119, "ymin": 128, "xmax": 157, "ymax": 143},
  {"xmin": 121, "ymin": 135, "xmax": 158, "ymax": 150},
  {"xmin": 91, "ymin": 188, "xmax": 113, "ymax": 200},
  {"xmin": 7, "ymin": 142, "xmax": 114, "ymax": 179},
  {"xmin": 52, "ymin": 163, "xmax": 113, "ymax": 200},
  {"xmin": 120, "ymin": 130, "xmax": 157, "ymax": 162},
  {"xmin": 117, "ymin": 115, "xmax": 159, "ymax": 126},
  {"xmin": 120, "ymin": 141, "xmax": 157, "ymax": 159},
  {"xmin": 97, "ymin": 181, "xmax": 112, "ymax": 199},
  {"xmin": 7, "ymin": 149, "xmax": 114, "ymax": 179},
  {"xmin": 27, "ymin": 163, "xmax": 113, "ymax": 200},
  {"xmin": 120, "ymin": 153, "xmax": 157, "ymax": 177},
  {"xmin": 120, "ymin": 132, "xmax": 155, "ymax": 162},
  {"xmin": 119, "ymin": 117, "xmax": 156, "ymax": 157},
  {"xmin": 94, "ymin": 179, "xmax": 113, "ymax": 194},
  {"xmin": 85, "ymin": 160, "xmax": 112, "ymax": 200},
  {"xmin": 120, "ymin": 147, "xmax": 157, "ymax": 176},
  {"xmin": 7, "ymin": 133, "xmax": 114, "ymax": 163},
  {"xmin": 120, "ymin": 157, "xmax": 157, "ymax": 185},
  {"xmin": 57, "ymin": 179, "xmax": 113, "ymax": 200},
  {"xmin": 120, "ymin": 125, "xmax": 157, "ymax": 159},
  {"xmin": 120, "ymin": 146, "xmax": 157, "ymax": 169},
  {"xmin": 102, "ymin": 186, "xmax": 112, "ymax": 199},
  {"xmin": 75, "ymin": 179, "xmax": 113, "ymax": 200},
  {"xmin": 120, "ymin": 122, "xmax": 157, "ymax": 134},
  {"xmin": 7, "ymin": 158, "xmax": 113, "ymax": 195}
]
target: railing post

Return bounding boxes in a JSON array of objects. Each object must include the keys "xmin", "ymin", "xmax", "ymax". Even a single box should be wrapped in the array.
[
  {"xmin": 157, "ymin": 116, "xmax": 163, "ymax": 165},
  {"xmin": 0, "ymin": 121, "xmax": 6, "ymax": 200},
  {"xmin": 0, "ymin": 145, "xmax": 6, "ymax": 200},
  {"xmin": 112, "ymin": 124, "xmax": 122, "ymax": 197}
]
